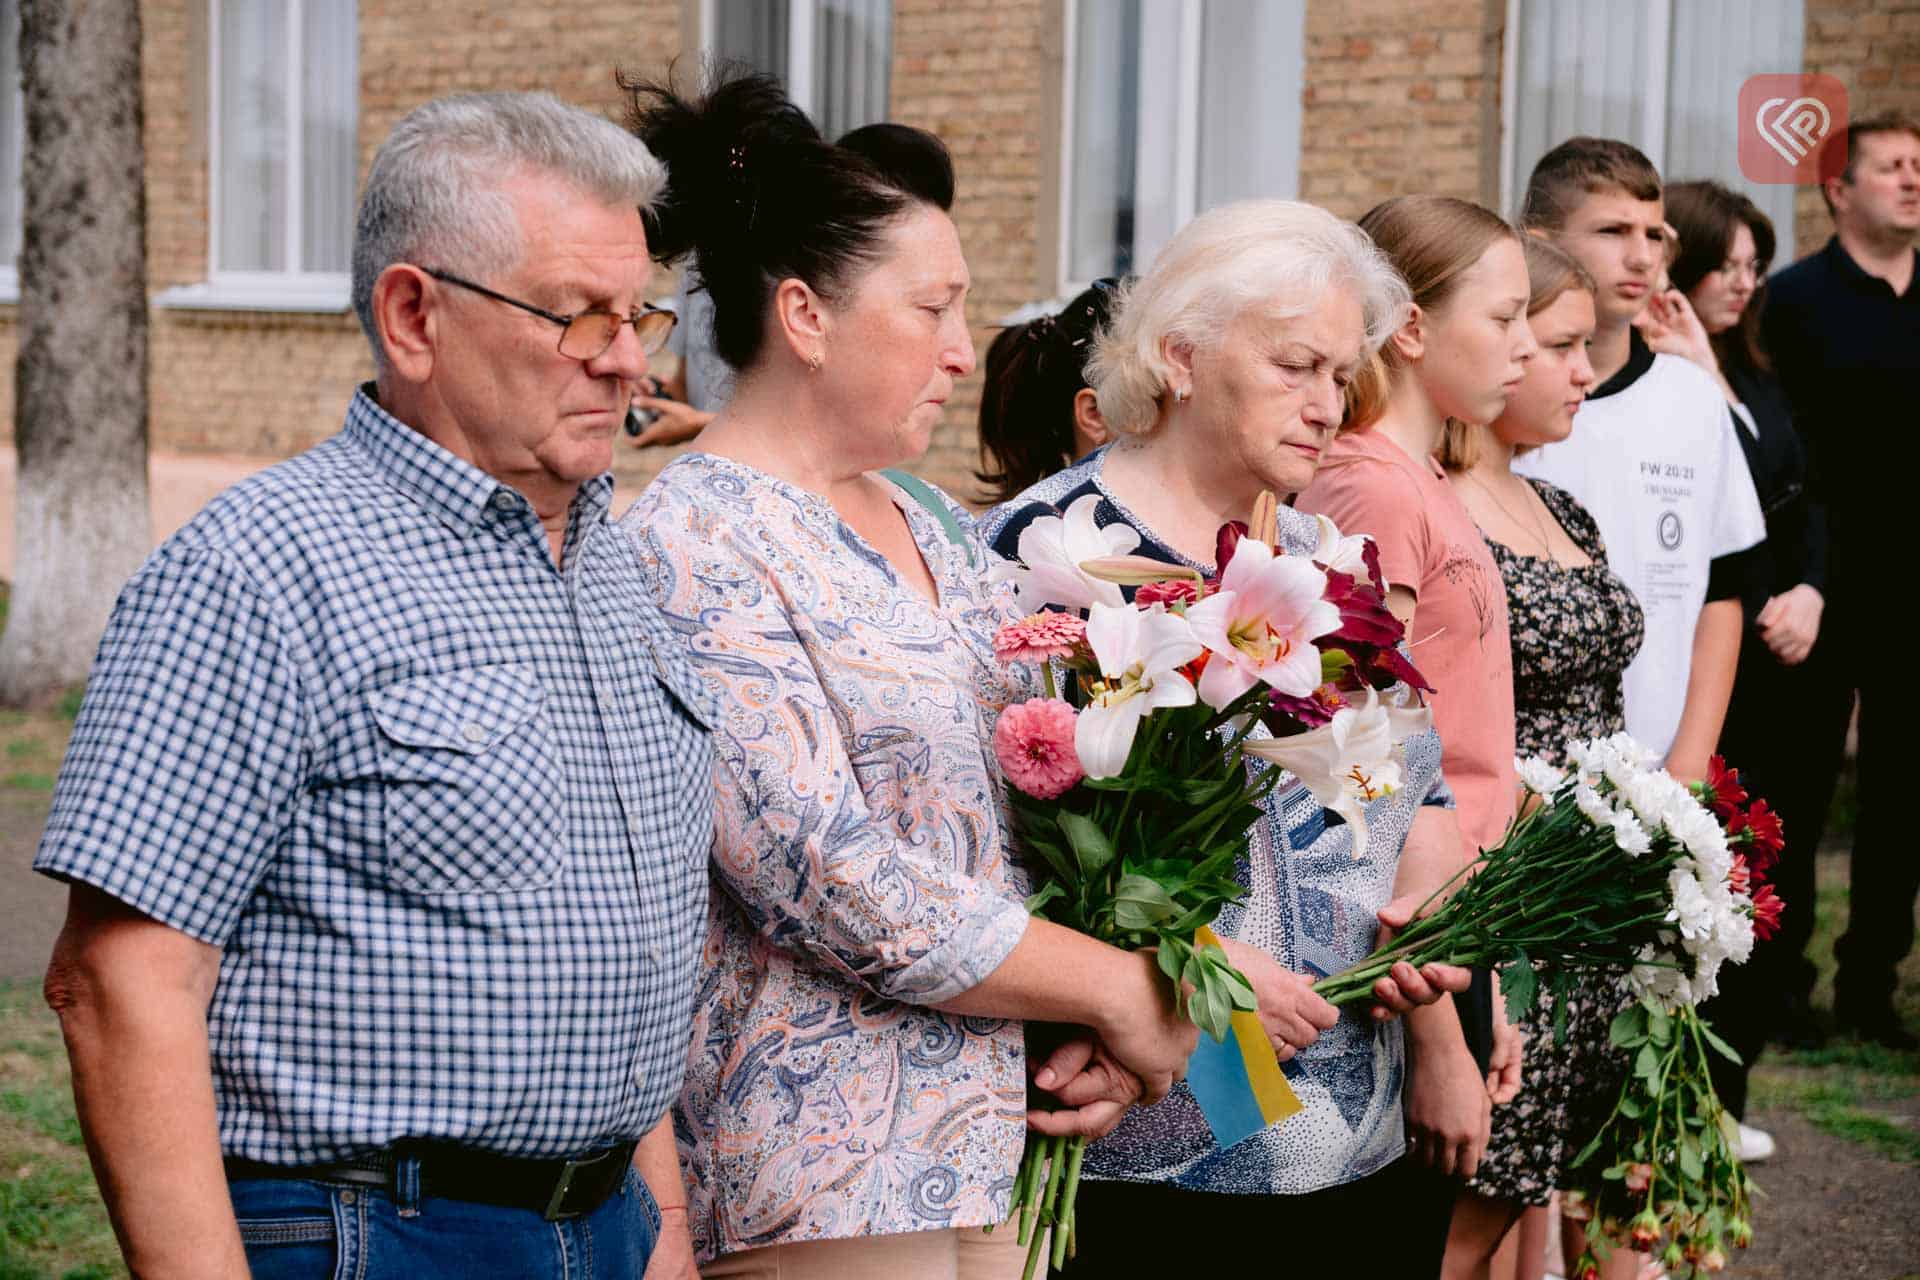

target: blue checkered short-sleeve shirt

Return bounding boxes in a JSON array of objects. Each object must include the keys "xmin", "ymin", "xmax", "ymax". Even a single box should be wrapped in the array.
[{"xmin": 35, "ymin": 387, "xmax": 715, "ymax": 1163}]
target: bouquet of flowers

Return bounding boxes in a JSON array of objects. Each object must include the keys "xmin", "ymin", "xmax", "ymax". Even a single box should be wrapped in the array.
[
  {"xmin": 1297, "ymin": 735, "xmax": 1779, "ymax": 1277},
  {"xmin": 1560, "ymin": 755, "xmax": 1785, "ymax": 1279},
  {"xmin": 987, "ymin": 493, "xmax": 1432, "ymax": 1277}
]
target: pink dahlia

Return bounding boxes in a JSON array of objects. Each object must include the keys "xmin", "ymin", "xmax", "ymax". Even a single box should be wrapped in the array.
[
  {"xmin": 993, "ymin": 612, "xmax": 1088, "ymax": 665},
  {"xmin": 993, "ymin": 697, "xmax": 1085, "ymax": 799}
]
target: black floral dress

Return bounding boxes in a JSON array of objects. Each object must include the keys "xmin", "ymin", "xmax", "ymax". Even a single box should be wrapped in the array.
[{"xmin": 1467, "ymin": 480, "xmax": 1646, "ymax": 1206}]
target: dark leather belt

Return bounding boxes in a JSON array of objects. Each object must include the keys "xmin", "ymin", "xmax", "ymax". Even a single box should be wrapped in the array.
[{"xmin": 224, "ymin": 1140, "xmax": 639, "ymax": 1221}]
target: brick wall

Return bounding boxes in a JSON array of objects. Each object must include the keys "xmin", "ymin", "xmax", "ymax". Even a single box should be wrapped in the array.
[
  {"xmin": 1789, "ymin": 0, "xmax": 1920, "ymax": 261},
  {"xmin": 890, "ymin": 0, "xmax": 1050, "ymax": 503},
  {"xmin": 4, "ymin": 0, "xmax": 1908, "ymax": 493},
  {"xmin": 1298, "ymin": 0, "xmax": 1505, "ymax": 218}
]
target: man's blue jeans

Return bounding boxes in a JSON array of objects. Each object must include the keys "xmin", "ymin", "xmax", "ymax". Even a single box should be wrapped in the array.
[{"xmin": 229, "ymin": 1160, "xmax": 660, "ymax": 1278}]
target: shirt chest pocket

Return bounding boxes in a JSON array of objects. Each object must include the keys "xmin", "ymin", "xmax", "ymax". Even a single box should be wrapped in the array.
[{"xmin": 368, "ymin": 665, "xmax": 565, "ymax": 894}]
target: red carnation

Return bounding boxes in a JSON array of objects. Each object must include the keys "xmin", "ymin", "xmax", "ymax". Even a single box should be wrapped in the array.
[
  {"xmin": 1704, "ymin": 755, "xmax": 1748, "ymax": 820},
  {"xmin": 1728, "ymin": 853, "xmax": 1752, "ymax": 897},
  {"xmin": 1750, "ymin": 881, "xmax": 1784, "ymax": 941}
]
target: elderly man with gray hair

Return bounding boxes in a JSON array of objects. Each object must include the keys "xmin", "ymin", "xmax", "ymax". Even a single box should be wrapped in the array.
[{"xmin": 36, "ymin": 93, "xmax": 710, "ymax": 1278}]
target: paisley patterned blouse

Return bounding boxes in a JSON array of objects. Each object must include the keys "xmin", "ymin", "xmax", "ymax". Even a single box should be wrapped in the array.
[{"xmin": 622, "ymin": 453, "xmax": 1035, "ymax": 1263}]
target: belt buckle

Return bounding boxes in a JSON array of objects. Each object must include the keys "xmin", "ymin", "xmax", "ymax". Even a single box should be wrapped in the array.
[{"xmin": 542, "ymin": 1157, "xmax": 589, "ymax": 1222}]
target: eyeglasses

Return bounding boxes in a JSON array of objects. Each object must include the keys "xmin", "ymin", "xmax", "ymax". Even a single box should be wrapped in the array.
[{"xmin": 424, "ymin": 268, "xmax": 678, "ymax": 360}]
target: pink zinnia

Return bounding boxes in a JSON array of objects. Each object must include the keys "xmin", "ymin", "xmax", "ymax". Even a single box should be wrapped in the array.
[
  {"xmin": 993, "ymin": 612, "xmax": 1088, "ymax": 665},
  {"xmin": 993, "ymin": 698, "xmax": 1085, "ymax": 799}
]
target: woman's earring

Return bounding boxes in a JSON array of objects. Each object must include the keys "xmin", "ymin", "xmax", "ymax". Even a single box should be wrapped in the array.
[
  {"xmin": 808, "ymin": 352, "xmax": 823, "ymax": 372},
  {"xmin": 1173, "ymin": 385, "xmax": 1190, "ymax": 403}
]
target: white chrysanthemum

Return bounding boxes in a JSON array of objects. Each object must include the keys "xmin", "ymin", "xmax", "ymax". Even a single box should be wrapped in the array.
[
  {"xmin": 1573, "ymin": 784, "xmax": 1614, "ymax": 829},
  {"xmin": 1666, "ymin": 803, "xmax": 1731, "ymax": 865},
  {"xmin": 1516, "ymin": 756, "xmax": 1567, "ymax": 796},
  {"xmin": 1621, "ymin": 772, "xmax": 1678, "ymax": 827},
  {"xmin": 1666, "ymin": 867, "xmax": 1716, "ymax": 942},
  {"xmin": 1610, "ymin": 807, "xmax": 1652, "ymax": 857}
]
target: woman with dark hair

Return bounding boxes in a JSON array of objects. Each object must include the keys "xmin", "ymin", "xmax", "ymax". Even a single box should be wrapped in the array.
[
  {"xmin": 615, "ymin": 70, "xmax": 1205, "ymax": 1278},
  {"xmin": 974, "ymin": 280, "xmax": 1116, "ymax": 506},
  {"xmin": 1657, "ymin": 179, "xmax": 1830, "ymax": 1156}
]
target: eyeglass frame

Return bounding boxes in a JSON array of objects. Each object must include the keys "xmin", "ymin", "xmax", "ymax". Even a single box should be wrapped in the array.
[{"xmin": 421, "ymin": 267, "xmax": 678, "ymax": 360}]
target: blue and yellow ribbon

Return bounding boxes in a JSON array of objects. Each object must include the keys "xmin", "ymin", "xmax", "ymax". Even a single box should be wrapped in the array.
[{"xmin": 1184, "ymin": 925, "xmax": 1302, "ymax": 1149}]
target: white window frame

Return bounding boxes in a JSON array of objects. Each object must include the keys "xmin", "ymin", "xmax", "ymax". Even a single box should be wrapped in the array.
[
  {"xmin": 697, "ymin": 0, "xmax": 858, "ymax": 133},
  {"xmin": 1054, "ymin": 0, "xmax": 1301, "ymax": 299},
  {"xmin": 0, "ymin": 0, "xmax": 22, "ymax": 302},
  {"xmin": 157, "ymin": 0, "xmax": 354, "ymax": 312},
  {"xmin": 1498, "ymin": 0, "xmax": 1798, "ymax": 250},
  {"xmin": 1498, "ymin": 0, "xmax": 1673, "ymax": 207}
]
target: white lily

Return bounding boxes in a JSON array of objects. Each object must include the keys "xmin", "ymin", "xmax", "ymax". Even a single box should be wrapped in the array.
[
  {"xmin": 1184, "ymin": 535, "xmax": 1339, "ymax": 707},
  {"xmin": 1074, "ymin": 602, "xmax": 1203, "ymax": 778},
  {"xmin": 1242, "ymin": 687, "xmax": 1420, "ymax": 856},
  {"xmin": 988, "ymin": 493, "xmax": 1141, "ymax": 613},
  {"xmin": 1311, "ymin": 513, "xmax": 1381, "ymax": 585}
]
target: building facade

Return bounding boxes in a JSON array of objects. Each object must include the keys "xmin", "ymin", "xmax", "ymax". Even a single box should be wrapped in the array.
[{"xmin": 0, "ymin": 0, "xmax": 1914, "ymax": 503}]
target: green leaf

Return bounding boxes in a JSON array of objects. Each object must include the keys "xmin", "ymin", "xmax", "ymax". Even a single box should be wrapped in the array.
[
  {"xmin": 1609, "ymin": 1004, "xmax": 1649, "ymax": 1048},
  {"xmin": 1618, "ymin": 1095, "xmax": 1643, "ymax": 1119},
  {"xmin": 1023, "ymin": 882, "xmax": 1066, "ymax": 916},
  {"xmin": 1215, "ymin": 959, "xmax": 1259, "ymax": 1013},
  {"xmin": 1698, "ymin": 1020, "xmax": 1743, "ymax": 1066},
  {"xmin": 1058, "ymin": 811, "xmax": 1118, "ymax": 878},
  {"xmin": 1646, "ymin": 1005, "xmax": 1673, "ymax": 1046},
  {"xmin": 1497, "ymin": 954, "xmax": 1537, "ymax": 1023},
  {"xmin": 1634, "ymin": 1044, "xmax": 1660, "ymax": 1081},
  {"xmin": 1678, "ymin": 1135, "xmax": 1704, "ymax": 1181},
  {"xmin": 1112, "ymin": 874, "xmax": 1179, "ymax": 931}
]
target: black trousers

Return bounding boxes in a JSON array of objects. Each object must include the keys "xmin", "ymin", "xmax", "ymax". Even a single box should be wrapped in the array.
[
  {"xmin": 1053, "ymin": 974, "xmax": 1498, "ymax": 1278},
  {"xmin": 1055, "ymin": 1156, "xmax": 1446, "ymax": 1278},
  {"xmin": 1705, "ymin": 629, "xmax": 1852, "ymax": 1113}
]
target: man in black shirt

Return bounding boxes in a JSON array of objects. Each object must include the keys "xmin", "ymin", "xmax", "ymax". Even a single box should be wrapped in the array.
[{"xmin": 1762, "ymin": 112, "xmax": 1920, "ymax": 1049}]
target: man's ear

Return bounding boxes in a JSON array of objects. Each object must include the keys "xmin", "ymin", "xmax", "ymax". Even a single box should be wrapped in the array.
[
  {"xmin": 1387, "ymin": 303, "xmax": 1426, "ymax": 363},
  {"xmin": 374, "ymin": 264, "xmax": 437, "ymax": 384},
  {"xmin": 773, "ymin": 276, "xmax": 831, "ymax": 369}
]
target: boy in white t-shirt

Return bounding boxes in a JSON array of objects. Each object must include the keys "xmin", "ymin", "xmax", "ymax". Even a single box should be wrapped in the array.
[{"xmin": 1513, "ymin": 138, "xmax": 1766, "ymax": 777}]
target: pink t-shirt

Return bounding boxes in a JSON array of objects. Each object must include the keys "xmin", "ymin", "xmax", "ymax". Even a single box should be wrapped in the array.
[{"xmin": 1296, "ymin": 429, "xmax": 1516, "ymax": 852}]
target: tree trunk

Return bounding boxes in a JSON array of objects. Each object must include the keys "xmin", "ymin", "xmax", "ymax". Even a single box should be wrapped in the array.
[{"xmin": 0, "ymin": 0, "xmax": 151, "ymax": 706}]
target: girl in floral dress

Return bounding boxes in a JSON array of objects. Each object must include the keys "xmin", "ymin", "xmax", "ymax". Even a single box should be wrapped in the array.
[{"xmin": 1445, "ymin": 237, "xmax": 1647, "ymax": 1280}]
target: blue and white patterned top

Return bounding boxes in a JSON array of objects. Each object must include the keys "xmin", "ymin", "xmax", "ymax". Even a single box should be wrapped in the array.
[
  {"xmin": 624, "ymin": 454, "xmax": 1037, "ymax": 1261},
  {"xmin": 34, "ymin": 387, "xmax": 716, "ymax": 1165},
  {"xmin": 986, "ymin": 446, "xmax": 1446, "ymax": 1194}
]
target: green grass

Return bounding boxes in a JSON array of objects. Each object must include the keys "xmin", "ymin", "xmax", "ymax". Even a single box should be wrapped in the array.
[{"xmin": 0, "ymin": 985, "xmax": 122, "ymax": 1279}]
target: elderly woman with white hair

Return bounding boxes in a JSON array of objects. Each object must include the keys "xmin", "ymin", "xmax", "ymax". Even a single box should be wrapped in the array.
[{"xmin": 983, "ymin": 199, "xmax": 1480, "ymax": 1275}]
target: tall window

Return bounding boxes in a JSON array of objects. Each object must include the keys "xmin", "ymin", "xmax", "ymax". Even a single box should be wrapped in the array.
[
  {"xmin": 1060, "ymin": 0, "xmax": 1307, "ymax": 292},
  {"xmin": 704, "ymin": 0, "xmax": 892, "ymax": 142},
  {"xmin": 205, "ymin": 0, "xmax": 357, "ymax": 305},
  {"xmin": 1503, "ymin": 0, "xmax": 1804, "ymax": 253},
  {"xmin": 1, "ymin": 0, "xmax": 23, "ymax": 299}
]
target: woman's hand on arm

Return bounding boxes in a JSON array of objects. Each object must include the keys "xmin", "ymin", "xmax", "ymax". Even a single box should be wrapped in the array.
[
  {"xmin": 939, "ymin": 922, "xmax": 1198, "ymax": 1104},
  {"xmin": 1214, "ymin": 937, "xmax": 1338, "ymax": 1061},
  {"xmin": 1756, "ymin": 583, "xmax": 1823, "ymax": 666}
]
